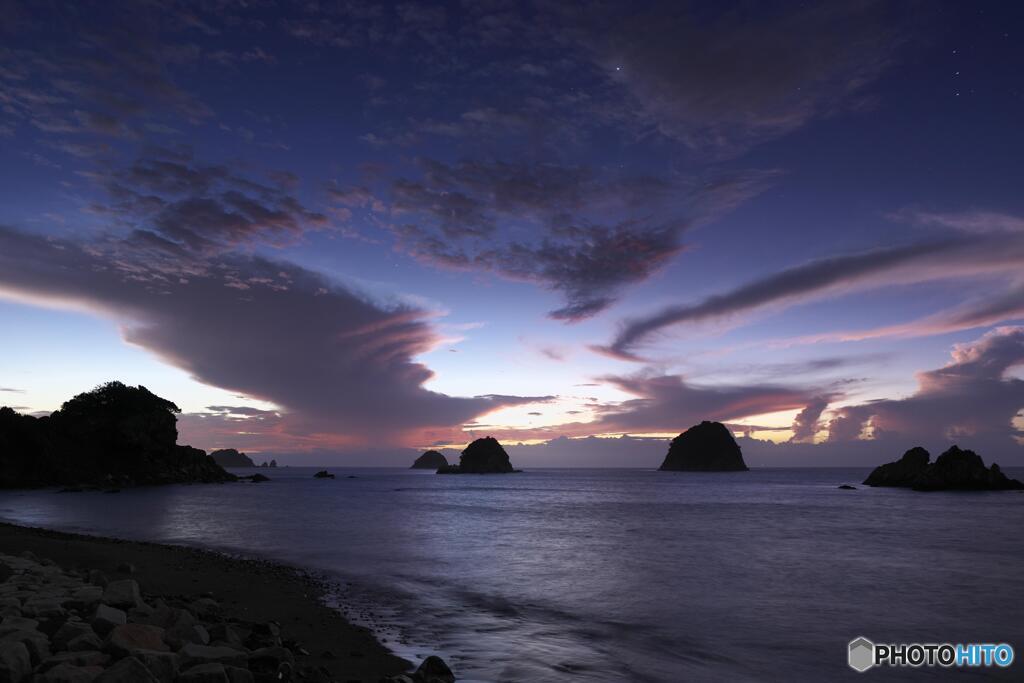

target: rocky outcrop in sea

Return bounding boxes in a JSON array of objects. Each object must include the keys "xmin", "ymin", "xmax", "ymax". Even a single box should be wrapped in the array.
[
  {"xmin": 410, "ymin": 451, "xmax": 448, "ymax": 470},
  {"xmin": 864, "ymin": 445, "xmax": 1024, "ymax": 491},
  {"xmin": 0, "ymin": 382, "xmax": 234, "ymax": 489},
  {"xmin": 658, "ymin": 421, "xmax": 749, "ymax": 472},
  {"xmin": 209, "ymin": 449, "xmax": 256, "ymax": 468},
  {"xmin": 437, "ymin": 437, "xmax": 517, "ymax": 474}
]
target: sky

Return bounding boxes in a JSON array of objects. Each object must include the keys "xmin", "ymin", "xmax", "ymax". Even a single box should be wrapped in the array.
[{"xmin": 1, "ymin": 0, "xmax": 1023, "ymax": 466}]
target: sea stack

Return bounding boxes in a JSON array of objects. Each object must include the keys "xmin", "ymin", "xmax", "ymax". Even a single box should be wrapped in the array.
[
  {"xmin": 864, "ymin": 445, "xmax": 1023, "ymax": 491},
  {"xmin": 659, "ymin": 421, "xmax": 748, "ymax": 472},
  {"xmin": 437, "ymin": 437, "xmax": 517, "ymax": 474},
  {"xmin": 411, "ymin": 450, "xmax": 448, "ymax": 469},
  {"xmin": 209, "ymin": 448, "xmax": 256, "ymax": 468}
]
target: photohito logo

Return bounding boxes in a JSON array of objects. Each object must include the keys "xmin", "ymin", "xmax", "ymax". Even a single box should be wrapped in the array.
[{"xmin": 848, "ymin": 637, "xmax": 1014, "ymax": 672}]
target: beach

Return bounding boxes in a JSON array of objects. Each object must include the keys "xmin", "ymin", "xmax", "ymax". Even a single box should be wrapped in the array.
[{"xmin": 0, "ymin": 520, "xmax": 412, "ymax": 682}]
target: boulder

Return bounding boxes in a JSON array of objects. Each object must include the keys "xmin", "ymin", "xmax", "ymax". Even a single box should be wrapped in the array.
[
  {"xmin": 65, "ymin": 632, "xmax": 102, "ymax": 652},
  {"xmin": 416, "ymin": 655, "xmax": 455, "ymax": 683},
  {"xmin": 246, "ymin": 646, "xmax": 293, "ymax": 676},
  {"xmin": 205, "ymin": 624, "xmax": 246, "ymax": 651},
  {"xmin": 188, "ymin": 599, "xmax": 219, "ymax": 622},
  {"xmin": 132, "ymin": 650, "xmax": 179, "ymax": 683},
  {"xmin": 101, "ymin": 581, "xmax": 141, "ymax": 610},
  {"xmin": 91, "ymin": 605, "xmax": 126, "ymax": 636},
  {"xmin": 52, "ymin": 622, "xmax": 95, "ymax": 650},
  {"xmin": 0, "ymin": 617, "xmax": 39, "ymax": 636},
  {"xmin": 104, "ymin": 623, "xmax": 168, "ymax": 658},
  {"xmin": 67, "ymin": 587, "xmax": 103, "ymax": 611},
  {"xmin": 178, "ymin": 663, "xmax": 229, "ymax": 683},
  {"xmin": 36, "ymin": 663, "xmax": 104, "ymax": 683},
  {"xmin": 0, "ymin": 642, "xmax": 31, "ymax": 683},
  {"xmin": 21, "ymin": 598, "xmax": 65, "ymax": 619},
  {"xmin": 224, "ymin": 666, "xmax": 253, "ymax": 683},
  {"xmin": 437, "ymin": 437, "xmax": 515, "ymax": 474},
  {"xmin": 837, "ymin": 484, "xmax": 857, "ymax": 490},
  {"xmin": 94, "ymin": 655, "xmax": 159, "ymax": 683},
  {"xmin": 658, "ymin": 421, "xmax": 748, "ymax": 472},
  {"xmin": 178, "ymin": 644, "xmax": 247, "ymax": 669},
  {"xmin": 863, "ymin": 446, "xmax": 1024, "ymax": 491},
  {"xmin": 410, "ymin": 450, "xmax": 448, "ymax": 470},
  {"xmin": 40, "ymin": 650, "xmax": 110, "ymax": 671},
  {"xmin": 1, "ymin": 629, "xmax": 51, "ymax": 665}
]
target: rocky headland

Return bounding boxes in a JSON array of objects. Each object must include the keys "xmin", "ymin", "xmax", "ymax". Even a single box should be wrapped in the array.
[
  {"xmin": 410, "ymin": 451, "xmax": 448, "ymax": 470},
  {"xmin": 0, "ymin": 383, "xmax": 234, "ymax": 489},
  {"xmin": 436, "ymin": 438, "xmax": 517, "ymax": 474},
  {"xmin": 209, "ymin": 449, "xmax": 256, "ymax": 468},
  {"xmin": 864, "ymin": 445, "xmax": 1024, "ymax": 491},
  {"xmin": 658, "ymin": 421, "xmax": 749, "ymax": 472}
]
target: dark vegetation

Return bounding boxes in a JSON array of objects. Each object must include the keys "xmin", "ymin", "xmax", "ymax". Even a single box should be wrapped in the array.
[{"xmin": 0, "ymin": 382, "xmax": 234, "ymax": 489}]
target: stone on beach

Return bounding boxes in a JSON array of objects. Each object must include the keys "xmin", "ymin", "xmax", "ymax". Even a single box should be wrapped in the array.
[
  {"xmin": 91, "ymin": 605, "xmax": 127, "ymax": 636},
  {"xmin": 101, "ymin": 580, "xmax": 142, "ymax": 610},
  {"xmin": 94, "ymin": 655, "xmax": 159, "ymax": 682},
  {"xmin": 0, "ymin": 641, "xmax": 31, "ymax": 682},
  {"xmin": 104, "ymin": 623, "xmax": 168, "ymax": 658},
  {"xmin": 179, "ymin": 643, "xmax": 247, "ymax": 669},
  {"xmin": 178, "ymin": 662, "xmax": 229, "ymax": 682}
]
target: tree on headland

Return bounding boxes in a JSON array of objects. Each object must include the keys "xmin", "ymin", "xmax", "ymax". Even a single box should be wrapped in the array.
[{"xmin": 0, "ymin": 381, "xmax": 234, "ymax": 488}]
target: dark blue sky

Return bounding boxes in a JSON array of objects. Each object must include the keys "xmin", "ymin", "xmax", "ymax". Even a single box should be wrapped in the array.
[{"xmin": 1, "ymin": 1, "xmax": 1023, "ymax": 463}]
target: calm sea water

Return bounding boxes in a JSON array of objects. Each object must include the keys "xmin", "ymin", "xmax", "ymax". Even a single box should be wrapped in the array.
[{"xmin": 0, "ymin": 467, "xmax": 1021, "ymax": 682}]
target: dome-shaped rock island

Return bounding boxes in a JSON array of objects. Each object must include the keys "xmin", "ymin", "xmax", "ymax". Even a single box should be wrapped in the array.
[
  {"xmin": 209, "ymin": 448, "xmax": 256, "ymax": 468},
  {"xmin": 864, "ymin": 445, "xmax": 1023, "ymax": 491},
  {"xmin": 437, "ymin": 436, "xmax": 519, "ymax": 474},
  {"xmin": 659, "ymin": 421, "xmax": 749, "ymax": 472},
  {"xmin": 411, "ymin": 449, "xmax": 448, "ymax": 469}
]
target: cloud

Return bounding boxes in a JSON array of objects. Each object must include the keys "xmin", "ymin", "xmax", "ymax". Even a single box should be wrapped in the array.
[
  {"xmin": 790, "ymin": 397, "xmax": 832, "ymax": 443},
  {"xmin": 825, "ymin": 326, "xmax": 1024, "ymax": 453},
  {"xmin": 90, "ymin": 148, "xmax": 328, "ymax": 253},
  {"xmin": 605, "ymin": 230, "xmax": 1024, "ymax": 359},
  {"xmin": 0, "ymin": 227, "xmax": 547, "ymax": 446},
  {"xmin": 378, "ymin": 159, "xmax": 775, "ymax": 320},
  {"xmin": 592, "ymin": 372, "xmax": 818, "ymax": 434},
  {"xmin": 561, "ymin": 1, "xmax": 909, "ymax": 155}
]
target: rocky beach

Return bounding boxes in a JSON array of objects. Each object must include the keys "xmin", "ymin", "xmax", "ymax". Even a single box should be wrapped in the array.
[{"xmin": 0, "ymin": 522, "xmax": 451, "ymax": 683}]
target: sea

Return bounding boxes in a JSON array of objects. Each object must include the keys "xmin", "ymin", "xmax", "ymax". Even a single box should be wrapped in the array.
[{"xmin": 0, "ymin": 467, "xmax": 1021, "ymax": 682}]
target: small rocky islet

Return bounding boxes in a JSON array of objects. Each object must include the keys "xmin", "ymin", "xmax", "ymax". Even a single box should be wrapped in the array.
[
  {"xmin": 409, "ymin": 451, "xmax": 448, "ymax": 470},
  {"xmin": 863, "ymin": 445, "xmax": 1023, "ymax": 491},
  {"xmin": 436, "ymin": 437, "xmax": 518, "ymax": 474},
  {"xmin": 208, "ymin": 450, "xmax": 256, "ymax": 469},
  {"xmin": 658, "ymin": 421, "xmax": 749, "ymax": 472}
]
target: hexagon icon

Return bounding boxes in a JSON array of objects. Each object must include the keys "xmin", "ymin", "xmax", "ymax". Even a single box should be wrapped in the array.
[{"xmin": 848, "ymin": 637, "xmax": 875, "ymax": 672}]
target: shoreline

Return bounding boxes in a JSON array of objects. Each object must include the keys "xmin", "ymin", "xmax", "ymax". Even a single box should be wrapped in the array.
[{"xmin": 0, "ymin": 520, "xmax": 415, "ymax": 682}]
